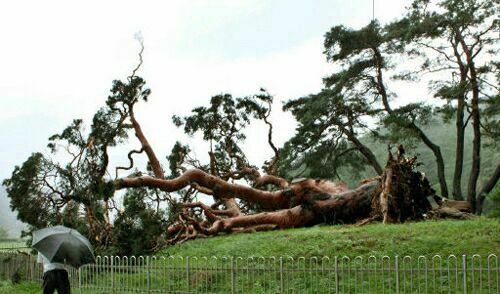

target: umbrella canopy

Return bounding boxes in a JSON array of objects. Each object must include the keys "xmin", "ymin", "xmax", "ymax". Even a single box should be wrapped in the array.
[{"xmin": 32, "ymin": 225, "xmax": 95, "ymax": 268}]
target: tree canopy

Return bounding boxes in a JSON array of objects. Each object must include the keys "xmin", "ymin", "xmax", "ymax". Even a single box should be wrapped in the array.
[{"xmin": 3, "ymin": 0, "xmax": 498, "ymax": 255}]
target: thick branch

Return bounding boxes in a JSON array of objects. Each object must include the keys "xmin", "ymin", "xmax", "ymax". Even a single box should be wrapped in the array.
[
  {"xmin": 129, "ymin": 105, "xmax": 165, "ymax": 178},
  {"xmin": 205, "ymin": 205, "xmax": 316, "ymax": 235},
  {"xmin": 114, "ymin": 169, "xmax": 291, "ymax": 210},
  {"xmin": 254, "ymin": 175, "xmax": 289, "ymax": 189},
  {"xmin": 313, "ymin": 180, "xmax": 380, "ymax": 223}
]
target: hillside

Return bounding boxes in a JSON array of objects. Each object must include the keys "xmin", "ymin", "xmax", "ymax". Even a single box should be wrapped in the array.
[
  {"xmin": 161, "ymin": 218, "xmax": 499, "ymax": 258},
  {"xmin": 338, "ymin": 121, "xmax": 499, "ymax": 196}
]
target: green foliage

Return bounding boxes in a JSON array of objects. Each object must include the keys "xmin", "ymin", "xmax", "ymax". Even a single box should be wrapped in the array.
[
  {"xmin": 323, "ymin": 21, "xmax": 384, "ymax": 62},
  {"xmin": 171, "ymin": 91, "xmax": 275, "ymax": 179},
  {"xmin": 2, "ymin": 75, "xmax": 153, "ymax": 252},
  {"xmin": 113, "ymin": 188, "xmax": 170, "ymax": 256},
  {"xmin": 172, "ymin": 94, "xmax": 250, "ymax": 174},
  {"xmin": 281, "ymin": 21, "xmax": 394, "ymax": 179},
  {"xmin": 280, "ymin": 91, "xmax": 369, "ymax": 179},
  {"xmin": 481, "ymin": 91, "xmax": 500, "ymax": 143},
  {"xmin": 2, "ymin": 153, "xmax": 58, "ymax": 228},
  {"xmin": 485, "ymin": 187, "xmax": 500, "ymax": 218},
  {"xmin": 173, "ymin": 94, "xmax": 248, "ymax": 142},
  {"xmin": 167, "ymin": 141, "xmax": 192, "ymax": 178},
  {"xmin": 108, "ymin": 76, "xmax": 151, "ymax": 106},
  {"xmin": 387, "ymin": 0, "xmax": 499, "ymax": 132},
  {"xmin": 282, "ymin": 0, "xmax": 499, "ymax": 198},
  {"xmin": 378, "ymin": 103, "xmax": 434, "ymax": 145}
]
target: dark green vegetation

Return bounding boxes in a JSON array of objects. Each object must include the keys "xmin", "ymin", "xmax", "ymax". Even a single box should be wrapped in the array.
[
  {"xmin": 486, "ymin": 187, "xmax": 500, "ymax": 217},
  {"xmin": 162, "ymin": 219, "xmax": 499, "ymax": 258},
  {"xmin": 2, "ymin": 0, "xmax": 499, "ymax": 256}
]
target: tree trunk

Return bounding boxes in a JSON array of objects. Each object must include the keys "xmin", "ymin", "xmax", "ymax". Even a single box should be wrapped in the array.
[
  {"xmin": 452, "ymin": 96, "xmax": 465, "ymax": 200},
  {"xmin": 343, "ymin": 127, "xmax": 383, "ymax": 175},
  {"xmin": 116, "ymin": 148, "xmax": 441, "ymax": 244},
  {"xmin": 451, "ymin": 34, "xmax": 467, "ymax": 201},
  {"xmin": 415, "ymin": 128, "xmax": 449, "ymax": 198},
  {"xmin": 455, "ymin": 29, "xmax": 481, "ymax": 212}
]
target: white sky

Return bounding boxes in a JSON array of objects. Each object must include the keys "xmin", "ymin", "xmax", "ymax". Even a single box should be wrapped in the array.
[{"xmin": 0, "ymin": 0, "xmax": 413, "ymax": 183}]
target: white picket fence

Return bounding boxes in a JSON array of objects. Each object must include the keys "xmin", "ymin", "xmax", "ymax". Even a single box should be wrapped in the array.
[{"xmin": 0, "ymin": 249, "xmax": 498, "ymax": 293}]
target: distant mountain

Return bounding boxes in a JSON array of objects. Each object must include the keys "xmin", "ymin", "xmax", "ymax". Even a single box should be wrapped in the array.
[
  {"xmin": 0, "ymin": 187, "xmax": 26, "ymax": 238},
  {"xmin": 340, "ymin": 121, "xmax": 499, "ymax": 196}
]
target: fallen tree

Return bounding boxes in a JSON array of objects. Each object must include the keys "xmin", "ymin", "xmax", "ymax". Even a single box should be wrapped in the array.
[
  {"xmin": 2, "ymin": 64, "xmax": 471, "ymax": 254},
  {"xmin": 115, "ymin": 144, "xmax": 470, "ymax": 244}
]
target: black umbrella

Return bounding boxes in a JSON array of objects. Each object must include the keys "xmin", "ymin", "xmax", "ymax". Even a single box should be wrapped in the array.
[{"xmin": 32, "ymin": 225, "xmax": 95, "ymax": 268}]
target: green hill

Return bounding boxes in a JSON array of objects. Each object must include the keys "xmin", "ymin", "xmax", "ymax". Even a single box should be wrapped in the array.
[{"xmin": 161, "ymin": 219, "xmax": 499, "ymax": 258}]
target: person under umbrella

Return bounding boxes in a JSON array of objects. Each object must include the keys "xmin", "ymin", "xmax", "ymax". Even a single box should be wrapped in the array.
[
  {"xmin": 37, "ymin": 251, "xmax": 70, "ymax": 294},
  {"xmin": 33, "ymin": 225, "xmax": 95, "ymax": 294}
]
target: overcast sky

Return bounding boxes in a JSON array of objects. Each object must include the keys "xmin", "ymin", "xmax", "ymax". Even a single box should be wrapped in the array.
[{"xmin": 0, "ymin": 0, "xmax": 414, "ymax": 183}]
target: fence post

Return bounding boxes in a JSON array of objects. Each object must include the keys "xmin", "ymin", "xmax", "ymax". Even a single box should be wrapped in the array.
[
  {"xmin": 78, "ymin": 268, "xmax": 81, "ymax": 294},
  {"xmin": 28, "ymin": 254, "xmax": 34, "ymax": 282},
  {"xmin": 111, "ymin": 256, "xmax": 115, "ymax": 294},
  {"xmin": 280, "ymin": 257, "xmax": 284, "ymax": 294},
  {"xmin": 334, "ymin": 256, "xmax": 339, "ymax": 294},
  {"xmin": 146, "ymin": 256, "xmax": 151, "ymax": 293},
  {"xmin": 462, "ymin": 255, "xmax": 467, "ymax": 294},
  {"xmin": 186, "ymin": 256, "xmax": 190, "ymax": 292},
  {"xmin": 395, "ymin": 255, "xmax": 400, "ymax": 294},
  {"xmin": 231, "ymin": 257, "xmax": 235, "ymax": 294}
]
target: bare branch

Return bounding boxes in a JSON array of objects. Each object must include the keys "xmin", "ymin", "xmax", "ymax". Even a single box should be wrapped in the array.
[{"xmin": 115, "ymin": 147, "xmax": 144, "ymax": 179}]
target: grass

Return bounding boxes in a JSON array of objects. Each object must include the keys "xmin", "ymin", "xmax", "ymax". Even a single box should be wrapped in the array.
[
  {"xmin": 160, "ymin": 218, "xmax": 499, "ymax": 258},
  {"xmin": 0, "ymin": 281, "xmax": 39, "ymax": 294},
  {"xmin": 1, "ymin": 219, "xmax": 498, "ymax": 293}
]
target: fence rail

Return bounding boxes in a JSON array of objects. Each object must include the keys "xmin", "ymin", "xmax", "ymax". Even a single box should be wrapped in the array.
[{"xmin": 1, "ymin": 249, "xmax": 498, "ymax": 293}]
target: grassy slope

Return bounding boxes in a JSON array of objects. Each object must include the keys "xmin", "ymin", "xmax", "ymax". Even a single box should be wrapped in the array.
[
  {"xmin": 3, "ymin": 219, "xmax": 497, "ymax": 292},
  {"xmin": 0, "ymin": 281, "xmax": 39, "ymax": 294},
  {"xmin": 161, "ymin": 219, "xmax": 499, "ymax": 258}
]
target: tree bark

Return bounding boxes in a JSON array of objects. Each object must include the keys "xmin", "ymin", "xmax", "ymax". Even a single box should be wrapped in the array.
[
  {"xmin": 456, "ymin": 31, "xmax": 481, "ymax": 212},
  {"xmin": 129, "ymin": 105, "xmax": 165, "ymax": 178},
  {"xmin": 344, "ymin": 128, "xmax": 383, "ymax": 175},
  {"xmin": 114, "ymin": 169, "xmax": 291, "ymax": 210},
  {"xmin": 116, "ymin": 147, "xmax": 444, "ymax": 245},
  {"xmin": 380, "ymin": 168, "xmax": 394, "ymax": 223},
  {"xmin": 451, "ymin": 33, "xmax": 467, "ymax": 201},
  {"xmin": 466, "ymin": 64, "xmax": 480, "ymax": 213}
]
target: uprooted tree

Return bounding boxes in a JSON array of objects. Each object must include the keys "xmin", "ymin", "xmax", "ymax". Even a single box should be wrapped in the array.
[{"xmin": 2, "ymin": 70, "xmax": 470, "ymax": 255}]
